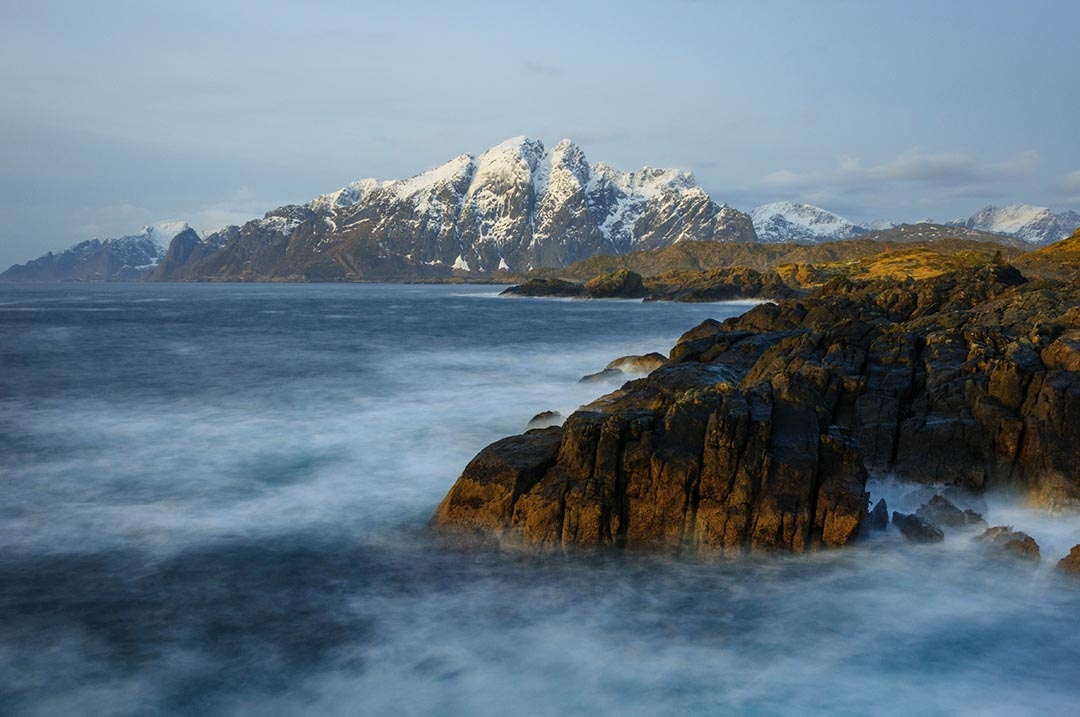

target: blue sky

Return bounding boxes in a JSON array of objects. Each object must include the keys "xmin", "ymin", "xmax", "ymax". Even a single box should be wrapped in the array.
[{"xmin": 2, "ymin": 0, "xmax": 1078, "ymax": 266}]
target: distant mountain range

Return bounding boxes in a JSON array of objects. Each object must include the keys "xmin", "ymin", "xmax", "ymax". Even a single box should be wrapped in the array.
[
  {"xmin": 0, "ymin": 222, "xmax": 194, "ymax": 282},
  {"xmin": 951, "ymin": 204, "xmax": 1080, "ymax": 245},
  {"xmin": 750, "ymin": 202, "xmax": 870, "ymax": 243},
  {"xmin": 3, "ymin": 138, "xmax": 1079, "ymax": 282},
  {"xmin": 749, "ymin": 202, "xmax": 1080, "ymax": 246}
]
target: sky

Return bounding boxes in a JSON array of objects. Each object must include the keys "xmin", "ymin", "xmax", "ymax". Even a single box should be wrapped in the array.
[{"xmin": 2, "ymin": 0, "xmax": 1079, "ymax": 267}]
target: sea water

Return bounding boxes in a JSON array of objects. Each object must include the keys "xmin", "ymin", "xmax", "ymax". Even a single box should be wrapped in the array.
[{"xmin": 2, "ymin": 283, "xmax": 1079, "ymax": 716}]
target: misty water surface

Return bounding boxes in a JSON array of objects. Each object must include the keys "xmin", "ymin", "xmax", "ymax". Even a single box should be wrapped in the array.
[{"xmin": 2, "ymin": 283, "xmax": 1079, "ymax": 716}]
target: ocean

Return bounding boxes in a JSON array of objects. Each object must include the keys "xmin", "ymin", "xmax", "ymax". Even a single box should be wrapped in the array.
[{"xmin": 2, "ymin": 283, "xmax": 1079, "ymax": 716}]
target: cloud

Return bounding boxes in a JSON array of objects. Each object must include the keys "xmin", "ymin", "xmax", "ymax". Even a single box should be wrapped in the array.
[
  {"xmin": 76, "ymin": 203, "xmax": 156, "ymax": 238},
  {"xmin": 846, "ymin": 149, "xmax": 1040, "ymax": 186},
  {"xmin": 760, "ymin": 169, "xmax": 805, "ymax": 188},
  {"xmin": 740, "ymin": 148, "xmax": 1044, "ymax": 222},
  {"xmin": 1065, "ymin": 170, "xmax": 1080, "ymax": 193},
  {"xmin": 865, "ymin": 151, "xmax": 977, "ymax": 183},
  {"xmin": 992, "ymin": 150, "xmax": 1040, "ymax": 178},
  {"xmin": 522, "ymin": 62, "xmax": 564, "ymax": 78},
  {"xmin": 184, "ymin": 187, "xmax": 275, "ymax": 235}
]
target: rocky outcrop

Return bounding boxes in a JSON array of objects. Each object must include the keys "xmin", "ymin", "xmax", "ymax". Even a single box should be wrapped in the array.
[
  {"xmin": 581, "ymin": 269, "xmax": 648, "ymax": 299},
  {"xmin": 915, "ymin": 495, "xmax": 986, "ymax": 530},
  {"xmin": 435, "ymin": 361, "xmax": 868, "ymax": 553},
  {"xmin": 978, "ymin": 526, "xmax": 1040, "ymax": 563},
  {"xmin": 605, "ymin": 353, "xmax": 668, "ymax": 376},
  {"xmin": 1057, "ymin": 545, "xmax": 1080, "ymax": 576},
  {"xmin": 435, "ymin": 248, "xmax": 1080, "ymax": 553},
  {"xmin": 526, "ymin": 411, "xmax": 563, "ymax": 430},
  {"xmin": 892, "ymin": 513, "xmax": 945, "ymax": 543},
  {"xmin": 504, "ymin": 267, "xmax": 794, "ymax": 302},
  {"xmin": 501, "ymin": 278, "xmax": 583, "ymax": 298},
  {"xmin": 868, "ymin": 499, "xmax": 889, "ymax": 531}
]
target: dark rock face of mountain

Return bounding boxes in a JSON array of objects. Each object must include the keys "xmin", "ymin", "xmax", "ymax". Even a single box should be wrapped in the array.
[
  {"xmin": 151, "ymin": 137, "xmax": 756, "ymax": 281},
  {"xmin": 2, "ymin": 224, "xmax": 193, "ymax": 282},
  {"xmin": 434, "ymin": 238, "xmax": 1080, "ymax": 553}
]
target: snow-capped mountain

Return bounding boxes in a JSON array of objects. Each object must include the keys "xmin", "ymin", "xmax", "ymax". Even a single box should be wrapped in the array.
[
  {"xmin": 1, "ymin": 222, "xmax": 197, "ymax": 282},
  {"xmin": 750, "ymin": 202, "xmax": 868, "ymax": 244},
  {"xmin": 152, "ymin": 137, "xmax": 757, "ymax": 281},
  {"xmin": 955, "ymin": 205, "xmax": 1080, "ymax": 245}
]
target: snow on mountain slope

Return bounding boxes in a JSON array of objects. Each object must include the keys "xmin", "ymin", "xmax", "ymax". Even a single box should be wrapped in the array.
[
  {"xmin": 750, "ymin": 202, "xmax": 867, "ymax": 243},
  {"xmin": 141, "ymin": 221, "xmax": 195, "ymax": 250},
  {"xmin": 959, "ymin": 204, "xmax": 1080, "ymax": 245},
  {"xmin": 171, "ymin": 136, "xmax": 757, "ymax": 278}
]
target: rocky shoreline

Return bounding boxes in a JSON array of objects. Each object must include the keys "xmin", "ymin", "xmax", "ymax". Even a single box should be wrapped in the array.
[{"xmin": 434, "ymin": 230, "xmax": 1080, "ymax": 567}]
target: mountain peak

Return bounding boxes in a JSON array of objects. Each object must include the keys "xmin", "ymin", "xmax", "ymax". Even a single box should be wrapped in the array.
[
  {"xmin": 145, "ymin": 137, "xmax": 754, "ymax": 280},
  {"xmin": 962, "ymin": 204, "xmax": 1080, "ymax": 244},
  {"xmin": 140, "ymin": 221, "xmax": 195, "ymax": 249},
  {"xmin": 750, "ymin": 202, "xmax": 866, "ymax": 244}
]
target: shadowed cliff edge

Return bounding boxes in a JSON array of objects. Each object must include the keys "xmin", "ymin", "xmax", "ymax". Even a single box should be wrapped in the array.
[{"xmin": 433, "ymin": 229, "xmax": 1080, "ymax": 554}]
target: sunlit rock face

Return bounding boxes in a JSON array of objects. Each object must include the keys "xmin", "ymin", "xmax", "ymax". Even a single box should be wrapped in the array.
[{"xmin": 436, "ymin": 245, "xmax": 1080, "ymax": 552}]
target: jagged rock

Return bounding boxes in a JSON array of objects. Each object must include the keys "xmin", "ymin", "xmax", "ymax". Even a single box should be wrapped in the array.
[
  {"xmin": 526, "ymin": 411, "xmax": 563, "ymax": 430},
  {"xmin": 435, "ymin": 253, "xmax": 1080, "ymax": 552},
  {"xmin": 868, "ymin": 499, "xmax": 889, "ymax": 531},
  {"xmin": 892, "ymin": 512, "xmax": 945, "ymax": 543},
  {"xmin": 1057, "ymin": 545, "xmax": 1080, "ymax": 576},
  {"xmin": 605, "ymin": 353, "xmax": 667, "ymax": 376},
  {"xmin": 915, "ymin": 495, "xmax": 986, "ymax": 530},
  {"xmin": 978, "ymin": 526, "xmax": 1040, "ymax": 563}
]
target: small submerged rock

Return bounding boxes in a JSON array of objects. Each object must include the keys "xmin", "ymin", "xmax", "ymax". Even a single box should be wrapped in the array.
[
  {"xmin": 579, "ymin": 353, "xmax": 668, "ymax": 384},
  {"xmin": 605, "ymin": 352, "xmax": 667, "ymax": 376},
  {"xmin": 977, "ymin": 526, "xmax": 1040, "ymax": 563},
  {"xmin": 892, "ymin": 512, "xmax": 944, "ymax": 543},
  {"xmin": 578, "ymin": 368, "xmax": 626, "ymax": 383},
  {"xmin": 915, "ymin": 495, "xmax": 986, "ymax": 530},
  {"xmin": 868, "ymin": 498, "xmax": 889, "ymax": 531}
]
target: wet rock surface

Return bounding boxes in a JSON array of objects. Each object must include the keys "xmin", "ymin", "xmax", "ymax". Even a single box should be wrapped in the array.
[
  {"xmin": 436, "ymin": 239, "xmax": 1080, "ymax": 553},
  {"xmin": 978, "ymin": 526, "xmax": 1041, "ymax": 563},
  {"xmin": 892, "ymin": 512, "xmax": 945, "ymax": 543},
  {"xmin": 915, "ymin": 495, "xmax": 986, "ymax": 530},
  {"xmin": 526, "ymin": 411, "xmax": 563, "ymax": 430},
  {"xmin": 868, "ymin": 499, "xmax": 889, "ymax": 531},
  {"xmin": 1057, "ymin": 544, "xmax": 1080, "ymax": 576}
]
